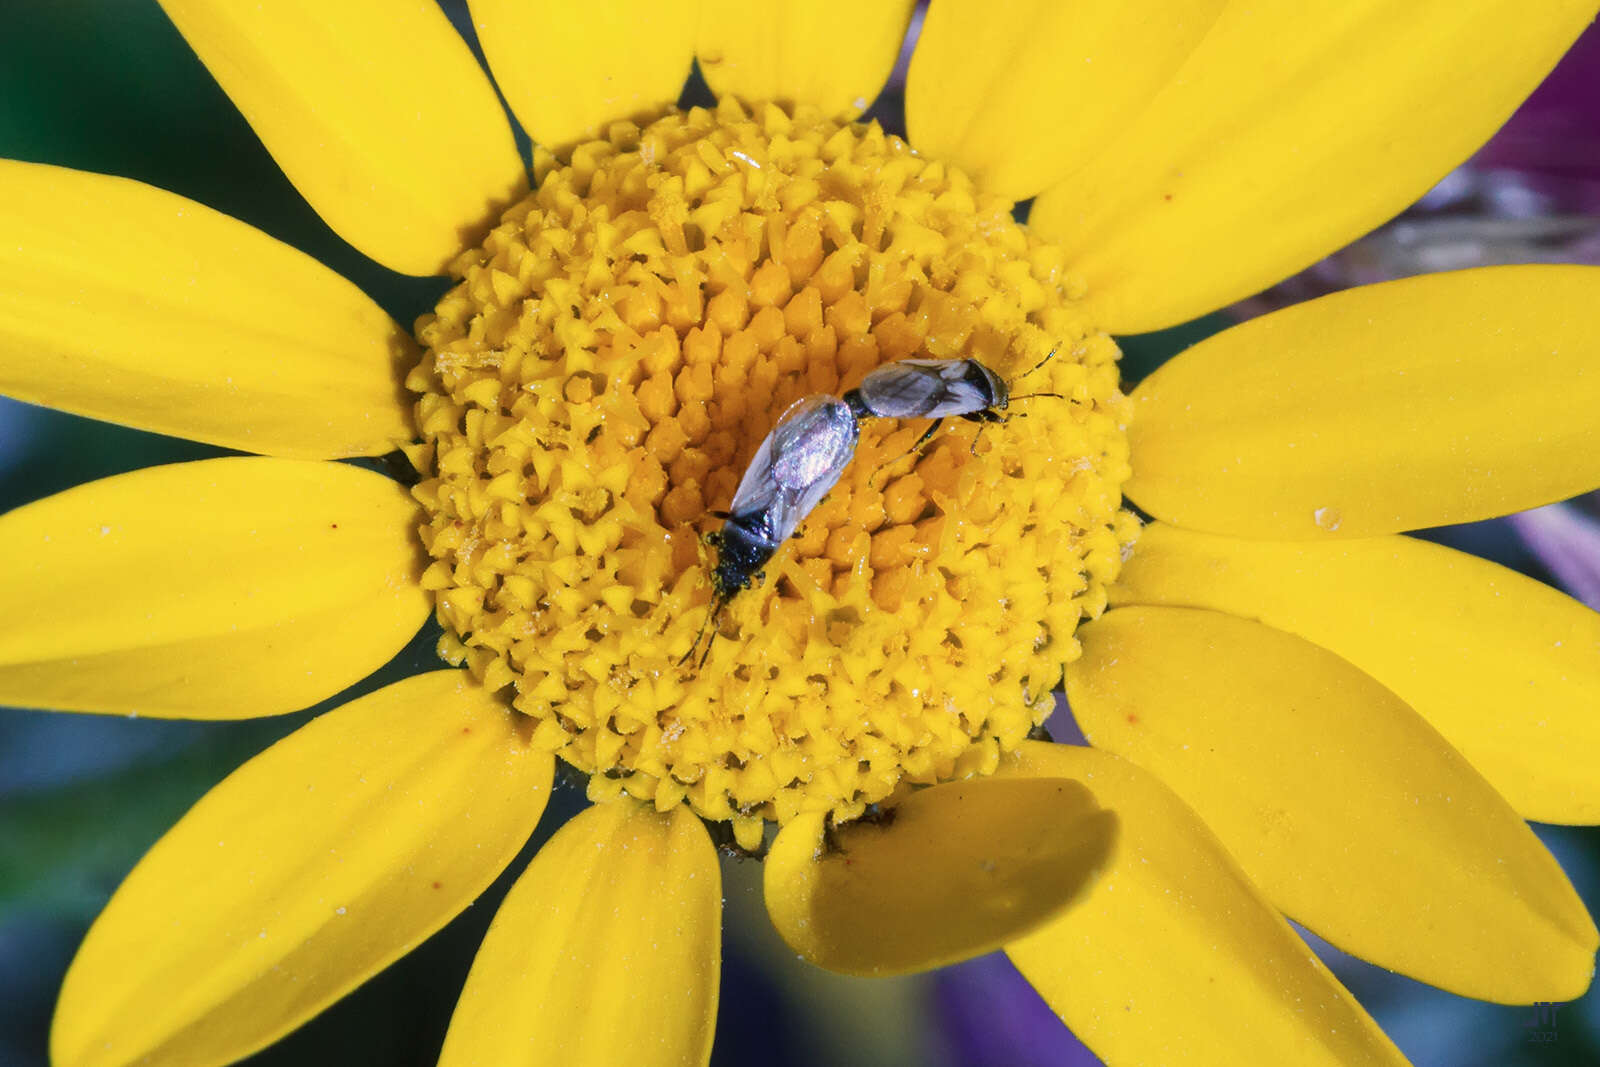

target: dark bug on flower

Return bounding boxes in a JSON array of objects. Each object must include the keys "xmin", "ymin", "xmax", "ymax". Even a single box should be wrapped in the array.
[
  {"xmin": 681, "ymin": 394, "xmax": 862, "ymax": 668},
  {"xmin": 842, "ymin": 350, "xmax": 1062, "ymax": 458}
]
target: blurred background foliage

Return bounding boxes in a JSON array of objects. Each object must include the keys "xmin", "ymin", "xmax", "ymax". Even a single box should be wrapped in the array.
[{"xmin": 1, "ymin": 2, "xmax": 1597, "ymax": 1065}]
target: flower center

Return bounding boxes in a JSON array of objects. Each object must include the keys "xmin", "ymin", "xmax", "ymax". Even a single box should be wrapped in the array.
[{"xmin": 407, "ymin": 98, "xmax": 1137, "ymax": 849}]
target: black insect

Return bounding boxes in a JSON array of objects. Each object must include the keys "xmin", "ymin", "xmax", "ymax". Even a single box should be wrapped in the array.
[
  {"xmin": 842, "ymin": 350, "xmax": 1061, "ymax": 457},
  {"xmin": 681, "ymin": 394, "xmax": 861, "ymax": 667}
]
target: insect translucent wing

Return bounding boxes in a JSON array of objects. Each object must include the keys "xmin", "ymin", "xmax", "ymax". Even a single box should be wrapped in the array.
[
  {"xmin": 728, "ymin": 395, "xmax": 860, "ymax": 545},
  {"xmin": 856, "ymin": 359, "xmax": 999, "ymax": 419},
  {"xmin": 856, "ymin": 360, "xmax": 949, "ymax": 418},
  {"xmin": 771, "ymin": 396, "xmax": 859, "ymax": 490}
]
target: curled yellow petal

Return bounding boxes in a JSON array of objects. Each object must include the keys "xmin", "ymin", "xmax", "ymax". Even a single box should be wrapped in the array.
[
  {"xmin": 1066, "ymin": 606, "xmax": 1598, "ymax": 1003},
  {"xmin": 438, "ymin": 801, "xmax": 719, "ymax": 1067},
  {"xmin": 52, "ymin": 671, "xmax": 553, "ymax": 1067},
  {"xmin": 157, "ymin": 0, "xmax": 526, "ymax": 275},
  {"xmin": 0, "ymin": 161, "xmax": 413, "ymax": 459},
  {"xmin": 1127, "ymin": 266, "xmax": 1600, "ymax": 539},
  {"xmin": 697, "ymin": 0, "xmax": 914, "ymax": 119},
  {"xmin": 1113, "ymin": 523, "xmax": 1600, "ymax": 823},
  {"xmin": 763, "ymin": 777, "xmax": 1116, "ymax": 976},
  {"xmin": 0, "ymin": 458, "xmax": 428, "ymax": 718},
  {"xmin": 1000, "ymin": 743, "xmax": 1408, "ymax": 1067},
  {"xmin": 1031, "ymin": 1, "xmax": 1599, "ymax": 333},
  {"xmin": 906, "ymin": 0, "xmax": 1225, "ymax": 200},
  {"xmin": 471, "ymin": 0, "xmax": 695, "ymax": 149}
]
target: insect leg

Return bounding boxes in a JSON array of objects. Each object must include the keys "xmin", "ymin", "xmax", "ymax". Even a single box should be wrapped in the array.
[
  {"xmin": 697, "ymin": 624, "xmax": 717, "ymax": 669},
  {"xmin": 677, "ymin": 609, "xmax": 711, "ymax": 667},
  {"xmin": 871, "ymin": 418, "xmax": 945, "ymax": 485},
  {"xmin": 678, "ymin": 591, "xmax": 728, "ymax": 669},
  {"xmin": 908, "ymin": 418, "xmax": 945, "ymax": 454},
  {"xmin": 962, "ymin": 409, "xmax": 1008, "ymax": 455}
]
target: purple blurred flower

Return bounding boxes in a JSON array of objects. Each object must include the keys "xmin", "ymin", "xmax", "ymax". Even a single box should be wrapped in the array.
[
  {"xmin": 933, "ymin": 953, "xmax": 1102, "ymax": 1067},
  {"xmin": 1475, "ymin": 20, "xmax": 1600, "ymax": 186},
  {"xmin": 1509, "ymin": 495, "xmax": 1600, "ymax": 612}
]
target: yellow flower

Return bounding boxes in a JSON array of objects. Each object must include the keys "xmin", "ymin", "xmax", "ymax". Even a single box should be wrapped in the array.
[{"xmin": 2, "ymin": 2, "xmax": 1598, "ymax": 1066}]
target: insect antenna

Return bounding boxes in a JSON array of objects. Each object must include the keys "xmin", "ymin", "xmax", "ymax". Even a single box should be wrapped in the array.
[
  {"xmin": 1013, "ymin": 346, "xmax": 1060, "ymax": 383},
  {"xmin": 1008, "ymin": 390, "xmax": 1066, "ymax": 403}
]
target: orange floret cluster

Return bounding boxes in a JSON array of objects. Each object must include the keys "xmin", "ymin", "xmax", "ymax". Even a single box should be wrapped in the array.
[{"xmin": 406, "ymin": 98, "xmax": 1136, "ymax": 846}]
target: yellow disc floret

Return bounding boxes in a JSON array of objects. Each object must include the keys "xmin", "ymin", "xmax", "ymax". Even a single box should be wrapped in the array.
[{"xmin": 407, "ymin": 98, "xmax": 1136, "ymax": 847}]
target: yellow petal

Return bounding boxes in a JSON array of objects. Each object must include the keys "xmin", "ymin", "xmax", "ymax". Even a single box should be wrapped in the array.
[
  {"xmin": 763, "ymin": 777, "xmax": 1116, "ymax": 977},
  {"xmin": 697, "ymin": 0, "xmax": 914, "ymax": 119},
  {"xmin": 156, "ymin": 0, "xmax": 526, "ymax": 276},
  {"xmin": 52, "ymin": 671, "xmax": 552, "ymax": 1067},
  {"xmin": 1030, "ymin": 2, "xmax": 1599, "ymax": 333},
  {"xmin": 906, "ymin": 0, "xmax": 1226, "ymax": 200},
  {"xmin": 0, "ymin": 458, "xmax": 428, "ymax": 719},
  {"xmin": 1066, "ymin": 606, "xmax": 1598, "ymax": 1003},
  {"xmin": 1000, "ymin": 743, "xmax": 1408, "ymax": 1067},
  {"xmin": 470, "ymin": 0, "xmax": 696, "ymax": 149},
  {"xmin": 0, "ymin": 161, "xmax": 414, "ymax": 459},
  {"xmin": 438, "ymin": 801, "xmax": 719, "ymax": 1067},
  {"xmin": 1127, "ymin": 266, "xmax": 1600, "ymax": 539},
  {"xmin": 1113, "ymin": 523, "xmax": 1600, "ymax": 824}
]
